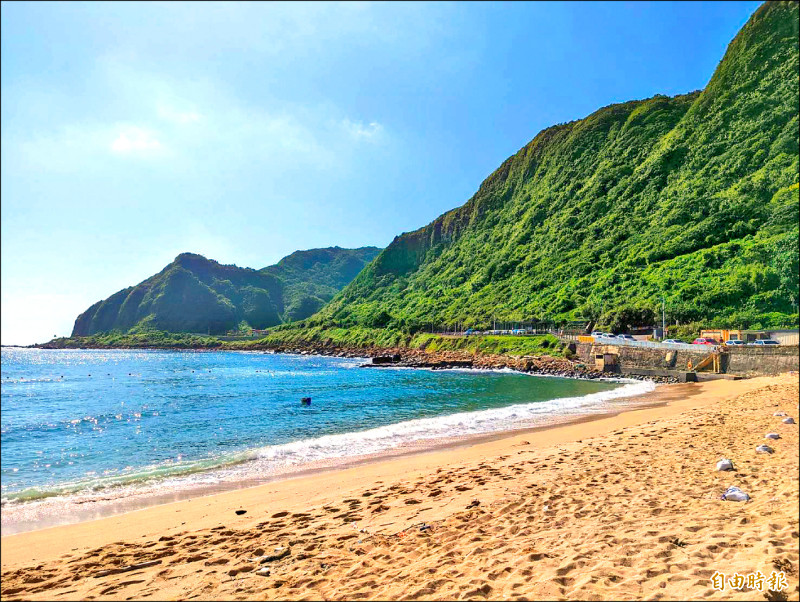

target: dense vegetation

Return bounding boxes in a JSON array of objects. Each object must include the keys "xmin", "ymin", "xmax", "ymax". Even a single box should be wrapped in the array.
[
  {"xmin": 261, "ymin": 247, "xmax": 382, "ymax": 323},
  {"xmin": 311, "ymin": 1, "xmax": 798, "ymax": 336},
  {"xmin": 249, "ymin": 327, "xmax": 564, "ymax": 356},
  {"xmin": 45, "ymin": 327, "xmax": 565, "ymax": 358},
  {"xmin": 71, "ymin": 247, "xmax": 380, "ymax": 336},
  {"xmin": 42, "ymin": 331, "xmax": 223, "ymax": 349}
]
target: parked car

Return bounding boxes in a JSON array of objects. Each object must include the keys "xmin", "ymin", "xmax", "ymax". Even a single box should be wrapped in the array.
[
  {"xmin": 617, "ymin": 334, "xmax": 636, "ymax": 342},
  {"xmin": 724, "ymin": 339, "xmax": 746, "ymax": 346},
  {"xmin": 590, "ymin": 331, "xmax": 604, "ymax": 337},
  {"xmin": 663, "ymin": 339, "xmax": 684, "ymax": 344},
  {"xmin": 752, "ymin": 339, "xmax": 780, "ymax": 346},
  {"xmin": 692, "ymin": 337, "xmax": 719, "ymax": 345}
]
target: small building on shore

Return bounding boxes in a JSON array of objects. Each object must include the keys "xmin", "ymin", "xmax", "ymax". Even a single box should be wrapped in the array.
[
  {"xmin": 700, "ymin": 328, "xmax": 799, "ymax": 345},
  {"xmin": 764, "ymin": 329, "xmax": 800, "ymax": 346}
]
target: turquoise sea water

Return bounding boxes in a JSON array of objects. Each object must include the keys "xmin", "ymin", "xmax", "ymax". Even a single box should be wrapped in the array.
[{"xmin": 1, "ymin": 348, "xmax": 650, "ymax": 528}]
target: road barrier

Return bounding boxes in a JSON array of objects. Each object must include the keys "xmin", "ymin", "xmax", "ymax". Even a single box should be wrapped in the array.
[{"xmin": 588, "ymin": 336, "xmax": 702, "ymax": 351}]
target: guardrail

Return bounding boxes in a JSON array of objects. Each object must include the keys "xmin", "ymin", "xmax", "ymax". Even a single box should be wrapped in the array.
[
  {"xmin": 588, "ymin": 336, "xmax": 709, "ymax": 351},
  {"xmin": 431, "ymin": 330, "xmax": 702, "ymax": 349},
  {"xmin": 428, "ymin": 330, "xmax": 791, "ymax": 353}
]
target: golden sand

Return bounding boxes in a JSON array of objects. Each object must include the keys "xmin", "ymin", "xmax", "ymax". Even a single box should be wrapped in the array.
[{"xmin": 2, "ymin": 374, "xmax": 798, "ymax": 601}]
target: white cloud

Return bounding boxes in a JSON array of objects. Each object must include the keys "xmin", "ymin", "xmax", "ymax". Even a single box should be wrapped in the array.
[
  {"xmin": 7, "ymin": 121, "xmax": 168, "ymax": 173},
  {"xmin": 110, "ymin": 126, "xmax": 163, "ymax": 154},
  {"xmin": 6, "ymin": 60, "xmax": 391, "ymax": 185},
  {"xmin": 341, "ymin": 118, "xmax": 384, "ymax": 141}
]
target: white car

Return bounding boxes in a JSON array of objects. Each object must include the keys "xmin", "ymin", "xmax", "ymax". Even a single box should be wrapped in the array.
[
  {"xmin": 724, "ymin": 339, "xmax": 746, "ymax": 346},
  {"xmin": 752, "ymin": 339, "xmax": 780, "ymax": 346},
  {"xmin": 663, "ymin": 339, "xmax": 684, "ymax": 344},
  {"xmin": 617, "ymin": 334, "xmax": 636, "ymax": 342}
]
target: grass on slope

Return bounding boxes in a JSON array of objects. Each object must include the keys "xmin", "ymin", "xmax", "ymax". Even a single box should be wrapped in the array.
[{"xmin": 39, "ymin": 328, "xmax": 567, "ymax": 358}]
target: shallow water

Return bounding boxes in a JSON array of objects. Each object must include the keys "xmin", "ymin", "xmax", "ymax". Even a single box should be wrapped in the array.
[{"xmin": 1, "ymin": 348, "xmax": 649, "ymax": 530}]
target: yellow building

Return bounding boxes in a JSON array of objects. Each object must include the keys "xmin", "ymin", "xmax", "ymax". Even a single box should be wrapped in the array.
[
  {"xmin": 700, "ymin": 329, "xmax": 799, "ymax": 344},
  {"xmin": 700, "ymin": 329, "xmax": 743, "ymax": 342}
]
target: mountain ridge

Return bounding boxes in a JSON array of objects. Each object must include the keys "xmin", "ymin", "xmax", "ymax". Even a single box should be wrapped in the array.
[{"xmin": 71, "ymin": 246, "xmax": 381, "ymax": 336}]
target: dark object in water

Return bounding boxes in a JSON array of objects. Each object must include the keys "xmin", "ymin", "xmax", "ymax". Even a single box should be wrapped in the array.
[
  {"xmin": 235, "ymin": 509, "xmax": 247, "ymax": 515},
  {"xmin": 301, "ymin": 397, "xmax": 312, "ymax": 406}
]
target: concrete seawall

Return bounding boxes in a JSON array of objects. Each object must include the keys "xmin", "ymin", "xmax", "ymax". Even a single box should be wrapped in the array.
[
  {"xmin": 725, "ymin": 346, "xmax": 800, "ymax": 375},
  {"xmin": 575, "ymin": 343, "xmax": 799, "ymax": 377}
]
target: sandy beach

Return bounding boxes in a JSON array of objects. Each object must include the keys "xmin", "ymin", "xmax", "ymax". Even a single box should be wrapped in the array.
[{"xmin": 2, "ymin": 373, "xmax": 798, "ymax": 601}]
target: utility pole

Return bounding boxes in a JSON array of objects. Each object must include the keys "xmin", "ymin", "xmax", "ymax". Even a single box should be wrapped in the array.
[{"xmin": 661, "ymin": 295, "xmax": 666, "ymax": 339}]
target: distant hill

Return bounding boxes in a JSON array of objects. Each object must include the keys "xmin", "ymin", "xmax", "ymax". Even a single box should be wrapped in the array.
[
  {"xmin": 314, "ymin": 1, "xmax": 799, "ymax": 333},
  {"xmin": 71, "ymin": 247, "xmax": 381, "ymax": 336}
]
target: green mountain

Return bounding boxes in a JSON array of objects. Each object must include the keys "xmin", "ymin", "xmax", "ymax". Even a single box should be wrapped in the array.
[
  {"xmin": 314, "ymin": 1, "xmax": 799, "ymax": 334},
  {"xmin": 71, "ymin": 247, "xmax": 381, "ymax": 336},
  {"xmin": 262, "ymin": 247, "xmax": 385, "ymax": 322}
]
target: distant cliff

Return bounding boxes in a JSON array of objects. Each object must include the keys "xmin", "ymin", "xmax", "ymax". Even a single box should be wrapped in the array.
[{"xmin": 71, "ymin": 247, "xmax": 381, "ymax": 336}]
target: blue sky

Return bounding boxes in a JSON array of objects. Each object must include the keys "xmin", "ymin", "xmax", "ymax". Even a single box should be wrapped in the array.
[{"xmin": 1, "ymin": 1, "xmax": 761, "ymax": 345}]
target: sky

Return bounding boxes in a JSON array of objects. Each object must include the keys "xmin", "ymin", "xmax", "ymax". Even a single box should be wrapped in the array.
[{"xmin": 1, "ymin": 0, "xmax": 762, "ymax": 345}]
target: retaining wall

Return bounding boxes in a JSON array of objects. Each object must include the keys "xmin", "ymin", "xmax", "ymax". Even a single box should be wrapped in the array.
[
  {"xmin": 575, "ymin": 343, "xmax": 799, "ymax": 377},
  {"xmin": 725, "ymin": 346, "xmax": 800, "ymax": 376}
]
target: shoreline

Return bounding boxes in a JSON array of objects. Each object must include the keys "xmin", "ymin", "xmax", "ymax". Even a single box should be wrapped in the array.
[
  {"xmin": 1, "ymin": 372, "xmax": 656, "ymax": 536},
  {"xmin": 20, "ymin": 341, "xmax": 686, "ymax": 383},
  {"xmin": 2, "ymin": 373, "xmax": 797, "ymax": 601},
  {"xmin": 0, "ymin": 375, "xmax": 759, "ymax": 550}
]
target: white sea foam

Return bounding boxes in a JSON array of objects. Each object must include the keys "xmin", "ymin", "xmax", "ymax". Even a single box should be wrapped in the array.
[{"xmin": 231, "ymin": 378, "xmax": 655, "ymax": 474}]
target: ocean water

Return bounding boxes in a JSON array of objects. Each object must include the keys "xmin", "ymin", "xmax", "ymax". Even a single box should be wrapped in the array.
[{"xmin": 1, "ymin": 348, "xmax": 653, "ymax": 529}]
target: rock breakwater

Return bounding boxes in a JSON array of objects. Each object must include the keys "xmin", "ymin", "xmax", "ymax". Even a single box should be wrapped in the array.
[{"xmin": 266, "ymin": 344, "xmax": 681, "ymax": 383}]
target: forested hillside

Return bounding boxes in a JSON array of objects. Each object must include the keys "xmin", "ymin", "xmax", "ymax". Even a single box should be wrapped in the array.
[
  {"xmin": 71, "ymin": 247, "xmax": 381, "ymax": 336},
  {"xmin": 314, "ymin": 1, "xmax": 798, "ymax": 334}
]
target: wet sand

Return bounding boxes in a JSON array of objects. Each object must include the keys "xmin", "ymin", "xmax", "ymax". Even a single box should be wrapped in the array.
[{"xmin": 2, "ymin": 374, "xmax": 798, "ymax": 600}]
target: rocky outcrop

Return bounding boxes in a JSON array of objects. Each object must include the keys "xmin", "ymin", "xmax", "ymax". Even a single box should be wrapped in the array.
[{"xmin": 266, "ymin": 344, "xmax": 681, "ymax": 383}]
